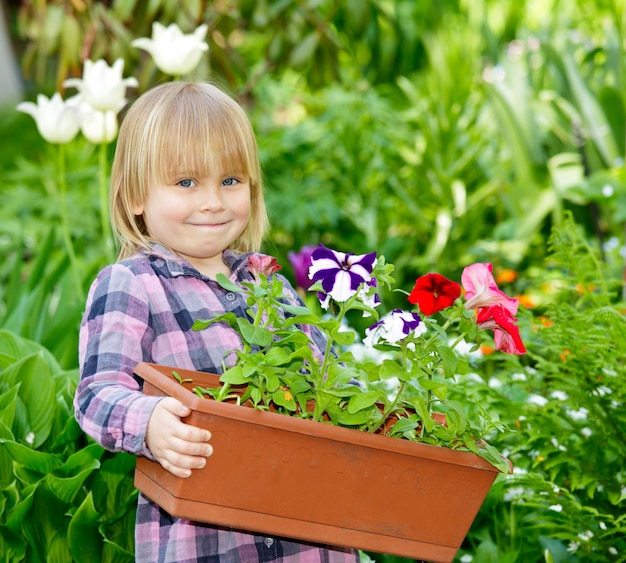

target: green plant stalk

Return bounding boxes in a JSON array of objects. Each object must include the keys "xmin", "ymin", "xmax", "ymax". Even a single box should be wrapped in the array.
[
  {"xmin": 370, "ymin": 341, "xmax": 410, "ymax": 434},
  {"xmin": 312, "ymin": 297, "xmax": 353, "ymax": 422},
  {"xmin": 423, "ymin": 318, "xmax": 454, "ymax": 415},
  {"xmin": 99, "ymin": 142, "xmax": 114, "ymax": 261},
  {"xmin": 57, "ymin": 144, "xmax": 84, "ymax": 299}
]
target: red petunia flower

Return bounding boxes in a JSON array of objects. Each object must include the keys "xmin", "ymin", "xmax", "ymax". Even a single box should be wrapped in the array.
[
  {"xmin": 476, "ymin": 305, "xmax": 526, "ymax": 355},
  {"xmin": 408, "ymin": 273, "xmax": 461, "ymax": 316}
]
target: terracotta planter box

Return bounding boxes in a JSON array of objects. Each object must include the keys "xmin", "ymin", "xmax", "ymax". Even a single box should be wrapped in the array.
[{"xmin": 134, "ymin": 362, "xmax": 503, "ymax": 563}]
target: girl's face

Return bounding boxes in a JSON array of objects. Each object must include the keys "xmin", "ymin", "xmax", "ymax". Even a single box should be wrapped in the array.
[{"xmin": 134, "ymin": 169, "xmax": 251, "ymax": 277}]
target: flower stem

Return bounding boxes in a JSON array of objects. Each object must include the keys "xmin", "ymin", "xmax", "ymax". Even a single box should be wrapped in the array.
[
  {"xmin": 57, "ymin": 144, "xmax": 84, "ymax": 299},
  {"xmin": 312, "ymin": 298, "xmax": 353, "ymax": 421}
]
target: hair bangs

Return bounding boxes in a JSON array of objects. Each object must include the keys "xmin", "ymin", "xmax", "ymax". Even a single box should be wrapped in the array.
[{"xmin": 152, "ymin": 88, "xmax": 258, "ymax": 185}]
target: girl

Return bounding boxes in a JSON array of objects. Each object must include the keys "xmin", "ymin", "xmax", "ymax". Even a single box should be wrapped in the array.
[{"xmin": 75, "ymin": 81, "xmax": 359, "ymax": 563}]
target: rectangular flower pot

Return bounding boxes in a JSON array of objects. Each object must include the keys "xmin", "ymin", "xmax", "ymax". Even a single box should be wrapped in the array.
[{"xmin": 134, "ymin": 362, "xmax": 501, "ymax": 563}]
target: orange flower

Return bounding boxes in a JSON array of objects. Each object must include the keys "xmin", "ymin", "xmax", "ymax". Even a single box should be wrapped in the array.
[
  {"xmin": 279, "ymin": 386, "xmax": 293, "ymax": 401},
  {"xmin": 480, "ymin": 344, "xmax": 496, "ymax": 355},
  {"xmin": 560, "ymin": 349, "xmax": 571, "ymax": 362},
  {"xmin": 496, "ymin": 269, "xmax": 517, "ymax": 284},
  {"xmin": 576, "ymin": 283, "xmax": 597, "ymax": 294},
  {"xmin": 537, "ymin": 316, "xmax": 553, "ymax": 327},
  {"xmin": 515, "ymin": 294, "xmax": 536, "ymax": 308}
]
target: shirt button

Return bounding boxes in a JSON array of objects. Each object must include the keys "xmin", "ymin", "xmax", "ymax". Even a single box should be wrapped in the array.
[
  {"xmin": 264, "ymin": 538, "xmax": 274, "ymax": 548},
  {"xmin": 225, "ymin": 292, "xmax": 236, "ymax": 302}
]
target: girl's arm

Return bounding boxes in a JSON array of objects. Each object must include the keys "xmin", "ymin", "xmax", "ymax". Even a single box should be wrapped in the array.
[
  {"xmin": 76, "ymin": 263, "xmax": 160, "ymax": 454},
  {"xmin": 75, "ymin": 263, "xmax": 211, "ymax": 476}
]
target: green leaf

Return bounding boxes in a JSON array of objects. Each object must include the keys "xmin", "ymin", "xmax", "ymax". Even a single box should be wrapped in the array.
[
  {"xmin": 236, "ymin": 318, "xmax": 273, "ymax": 347},
  {"xmin": 266, "ymin": 374, "xmax": 280, "ymax": 392},
  {"xmin": 68, "ymin": 492, "xmax": 103, "ymax": 563},
  {"xmin": 2, "ymin": 352, "xmax": 56, "ymax": 447},
  {"xmin": 271, "ymin": 390, "xmax": 297, "ymax": 411},
  {"xmin": 250, "ymin": 387, "xmax": 262, "ymax": 405},
  {"xmin": 4, "ymin": 482, "xmax": 37, "ymax": 531},
  {"xmin": 390, "ymin": 417, "xmax": 418, "ymax": 435},
  {"xmin": 0, "ymin": 440, "xmax": 63, "ymax": 473},
  {"xmin": 0, "ymin": 386, "xmax": 19, "ymax": 429},
  {"xmin": 46, "ymin": 444, "xmax": 102, "ymax": 503},
  {"xmin": 347, "ymin": 391, "xmax": 380, "ymax": 414},
  {"xmin": 379, "ymin": 359, "xmax": 402, "ymax": 380},
  {"xmin": 331, "ymin": 329, "xmax": 355, "ymax": 346},
  {"xmin": 0, "ymin": 526, "xmax": 26, "ymax": 562},
  {"xmin": 20, "ymin": 485, "xmax": 71, "ymax": 563},
  {"xmin": 419, "ymin": 378, "xmax": 448, "ymax": 400},
  {"xmin": 289, "ymin": 31, "xmax": 320, "ymax": 68},
  {"xmin": 192, "ymin": 312, "xmax": 237, "ymax": 331},
  {"xmin": 0, "ymin": 329, "xmax": 59, "ymax": 370},
  {"xmin": 263, "ymin": 347, "xmax": 290, "ymax": 366},
  {"xmin": 220, "ymin": 365, "xmax": 250, "ymax": 385},
  {"xmin": 280, "ymin": 303, "xmax": 312, "ymax": 317},
  {"xmin": 434, "ymin": 343, "xmax": 458, "ymax": 375},
  {"xmin": 215, "ymin": 273, "xmax": 242, "ymax": 293},
  {"xmin": 336, "ymin": 408, "xmax": 375, "ymax": 426},
  {"xmin": 91, "ymin": 453, "xmax": 137, "ymax": 520}
]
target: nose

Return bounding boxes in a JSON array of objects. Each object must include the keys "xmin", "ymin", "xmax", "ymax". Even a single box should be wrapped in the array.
[{"xmin": 200, "ymin": 185, "xmax": 225, "ymax": 212}]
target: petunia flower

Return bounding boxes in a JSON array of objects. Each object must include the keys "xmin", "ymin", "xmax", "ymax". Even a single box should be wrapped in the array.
[
  {"xmin": 132, "ymin": 22, "xmax": 208, "ymax": 76},
  {"xmin": 364, "ymin": 309, "xmax": 426, "ymax": 347},
  {"xmin": 308, "ymin": 245, "xmax": 377, "ymax": 307},
  {"xmin": 17, "ymin": 93, "xmax": 81, "ymax": 144},
  {"xmin": 287, "ymin": 246, "xmax": 317, "ymax": 290},
  {"xmin": 64, "ymin": 59, "xmax": 138, "ymax": 112},
  {"xmin": 408, "ymin": 273, "xmax": 461, "ymax": 316},
  {"xmin": 476, "ymin": 305, "xmax": 526, "ymax": 355},
  {"xmin": 358, "ymin": 278, "xmax": 381, "ymax": 317},
  {"xmin": 461, "ymin": 262, "xmax": 518, "ymax": 314},
  {"xmin": 248, "ymin": 255, "xmax": 282, "ymax": 281}
]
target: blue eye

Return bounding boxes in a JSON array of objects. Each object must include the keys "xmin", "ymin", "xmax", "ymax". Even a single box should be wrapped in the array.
[
  {"xmin": 177, "ymin": 178, "xmax": 196, "ymax": 188},
  {"xmin": 222, "ymin": 177, "xmax": 239, "ymax": 187}
]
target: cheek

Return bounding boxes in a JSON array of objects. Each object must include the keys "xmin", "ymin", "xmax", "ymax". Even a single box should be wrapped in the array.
[{"xmin": 238, "ymin": 191, "xmax": 252, "ymax": 219}]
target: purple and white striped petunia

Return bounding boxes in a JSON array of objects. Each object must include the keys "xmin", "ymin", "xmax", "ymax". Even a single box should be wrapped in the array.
[
  {"xmin": 358, "ymin": 278, "xmax": 381, "ymax": 317},
  {"xmin": 308, "ymin": 245, "xmax": 377, "ymax": 307},
  {"xmin": 364, "ymin": 309, "xmax": 426, "ymax": 347}
]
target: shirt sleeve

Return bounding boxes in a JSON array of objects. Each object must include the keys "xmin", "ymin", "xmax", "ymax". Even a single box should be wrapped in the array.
[{"xmin": 75, "ymin": 263, "xmax": 162, "ymax": 456}]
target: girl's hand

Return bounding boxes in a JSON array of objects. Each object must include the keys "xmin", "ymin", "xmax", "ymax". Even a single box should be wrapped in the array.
[{"xmin": 145, "ymin": 397, "xmax": 213, "ymax": 478}]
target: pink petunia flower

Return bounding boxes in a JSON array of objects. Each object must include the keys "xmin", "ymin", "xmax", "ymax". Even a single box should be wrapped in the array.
[
  {"xmin": 248, "ymin": 255, "xmax": 282, "ymax": 282},
  {"xmin": 461, "ymin": 263, "xmax": 518, "ymax": 315}
]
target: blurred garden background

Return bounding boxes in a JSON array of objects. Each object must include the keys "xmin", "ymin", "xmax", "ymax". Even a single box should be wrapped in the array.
[{"xmin": 0, "ymin": 0, "xmax": 625, "ymax": 561}]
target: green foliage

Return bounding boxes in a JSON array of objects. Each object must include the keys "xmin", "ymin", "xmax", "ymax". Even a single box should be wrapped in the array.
[
  {"xmin": 11, "ymin": 0, "xmax": 459, "ymax": 92},
  {"xmin": 462, "ymin": 215, "xmax": 626, "ymax": 561},
  {"xmin": 4, "ymin": 1, "xmax": 626, "ymax": 561},
  {"xmin": 0, "ymin": 331, "xmax": 136, "ymax": 562}
]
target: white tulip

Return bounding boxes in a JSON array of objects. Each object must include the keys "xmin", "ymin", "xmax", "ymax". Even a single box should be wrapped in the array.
[
  {"xmin": 132, "ymin": 22, "xmax": 208, "ymax": 76},
  {"xmin": 16, "ymin": 93, "xmax": 81, "ymax": 144},
  {"xmin": 78, "ymin": 101, "xmax": 119, "ymax": 144},
  {"xmin": 64, "ymin": 58, "xmax": 138, "ymax": 112}
]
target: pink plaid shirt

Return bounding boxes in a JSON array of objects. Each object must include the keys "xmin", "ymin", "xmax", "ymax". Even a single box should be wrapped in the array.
[{"xmin": 76, "ymin": 244, "xmax": 359, "ymax": 563}]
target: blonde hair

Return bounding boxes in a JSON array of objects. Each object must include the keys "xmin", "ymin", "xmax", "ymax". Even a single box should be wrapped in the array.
[{"xmin": 110, "ymin": 81, "xmax": 268, "ymax": 260}]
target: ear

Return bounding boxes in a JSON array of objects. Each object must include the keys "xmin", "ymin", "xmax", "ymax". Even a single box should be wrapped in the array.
[{"xmin": 132, "ymin": 201, "xmax": 144, "ymax": 215}]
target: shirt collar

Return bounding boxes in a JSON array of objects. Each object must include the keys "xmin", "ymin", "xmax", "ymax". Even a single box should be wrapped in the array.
[{"xmin": 141, "ymin": 243, "xmax": 253, "ymax": 281}]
